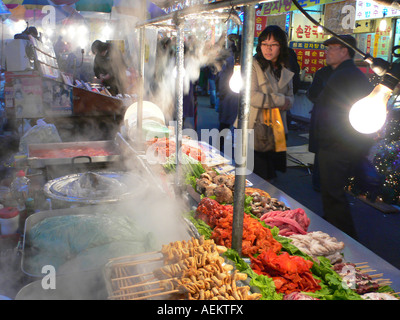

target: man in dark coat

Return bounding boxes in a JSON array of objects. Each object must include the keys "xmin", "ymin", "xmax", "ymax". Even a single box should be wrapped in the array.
[
  {"xmin": 315, "ymin": 35, "xmax": 374, "ymax": 239},
  {"xmin": 307, "ymin": 65, "xmax": 333, "ymax": 191},
  {"xmin": 91, "ymin": 40, "xmax": 128, "ymax": 95}
]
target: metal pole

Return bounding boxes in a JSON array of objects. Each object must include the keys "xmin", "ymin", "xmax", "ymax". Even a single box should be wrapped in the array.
[
  {"xmin": 231, "ymin": 5, "xmax": 255, "ymax": 256},
  {"xmin": 175, "ymin": 15, "xmax": 185, "ymax": 189},
  {"xmin": 136, "ymin": 1, "xmax": 147, "ymax": 146}
]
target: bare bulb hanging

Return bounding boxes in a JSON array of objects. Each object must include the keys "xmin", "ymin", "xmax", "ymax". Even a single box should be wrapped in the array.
[
  {"xmin": 229, "ymin": 65, "xmax": 242, "ymax": 93},
  {"xmin": 349, "ymin": 84, "xmax": 390, "ymax": 134}
]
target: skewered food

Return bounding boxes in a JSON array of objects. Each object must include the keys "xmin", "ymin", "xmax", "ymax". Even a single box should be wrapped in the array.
[
  {"xmin": 160, "ymin": 236, "xmax": 227, "ymax": 265},
  {"xmin": 153, "ymin": 252, "xmax": 229, "ymax": 279},
  {"xmin": 159, "ymin": 270, "xmax": 260, "ymax": 300},
  {"xmin": 108, "ymin": 237, "xmax": 261, "ymax": 301},
  {"xmin": 287, "ymin": 231, "xmax": 345, "ymax": 264},
  {"xmin": 260, "ymin": 208, "xmax": 310, "ymax": 236},
  {"xmin": 332, "ymin": 263, "xmax": 380, "ymax": 294}
]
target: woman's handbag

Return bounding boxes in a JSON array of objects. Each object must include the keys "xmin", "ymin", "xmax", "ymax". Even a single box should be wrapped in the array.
[
  {"xmin": 253, "ymin": 105, "xmax": 275, "ymax": 152},
  {"xmin": 264, "ymin": 106, "xmax": 287, "ymax": 153}
]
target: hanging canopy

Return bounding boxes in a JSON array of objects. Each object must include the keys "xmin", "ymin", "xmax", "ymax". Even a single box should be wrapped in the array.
[
  {"xmin": 50, "ymin": 0, "xmax": 78, "ymax": 4},
  {"xmin": 0, "ymin": 0, "xmax": 11, "ymax": 13},
  {"xmin": 8, "ymin": 4, "xmax": 24, "ymax": 20},
  {"xmin": 0, "ymin": 0, "xmax": 11, "ymax": 19},
  {"xmin": 75, "ymin": 0, "xmax": 113, "ymax": 13},
  {"xmin": 3, "ymin": 0, "xmax": 23, "ymax": 5}
]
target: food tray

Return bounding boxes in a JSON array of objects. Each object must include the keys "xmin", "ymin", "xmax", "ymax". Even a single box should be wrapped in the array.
[
  {"xmin": 20, "ymin": 203, "xmax": 199, "ymax": 278},
  {"xmin": 15, "ymin": 269, "xmax": 108, "ymax": 300},
  {"xmin": 103, "ymin": 239, "xmax": 261, "ymax": 301},
  {"xmin": 20, "ymin": 204, "xmax": 123, "ymax": 278},
  {"xmin": 27, "ymin": 140, "xmax": 121, "ymax": 168}
]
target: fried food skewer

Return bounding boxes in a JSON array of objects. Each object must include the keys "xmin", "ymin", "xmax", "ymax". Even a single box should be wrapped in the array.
[{"xmin": 108, "ymin": 237, "xmax": 261, "ymax": 301}]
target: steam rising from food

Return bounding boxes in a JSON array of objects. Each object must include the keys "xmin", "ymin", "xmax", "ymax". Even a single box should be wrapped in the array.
[
  {"xmin": 149, "ymin": 31, "xmax": 231, "ymax": 121},
  {"xmin": 2, "ymin": 5, "xmax": 239, "ymax": 299}
]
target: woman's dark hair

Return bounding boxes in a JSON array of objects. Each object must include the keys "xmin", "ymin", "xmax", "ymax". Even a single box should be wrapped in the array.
[{"xmin": 255, "ymin": 25, "xmax": 290, "ymax": 76}]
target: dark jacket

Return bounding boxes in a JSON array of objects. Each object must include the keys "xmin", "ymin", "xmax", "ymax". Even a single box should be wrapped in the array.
[
  {"xmin": 313, "ymin": 59, "xmax": 374, "ymax": 157},
  {"xmin": 93, "ymin": 43, "xmax": 128, "ymax": 95},
  {"xmin": 307, "ymin": 65, "xmax": 333, "ymax": 153},
  {"xmin": 288, "ymin": 48, "xmax": 301, "ymax": 95},
  {"xmin": 217, "ymin": 54, "xmax": 239, "ymax": 126}
]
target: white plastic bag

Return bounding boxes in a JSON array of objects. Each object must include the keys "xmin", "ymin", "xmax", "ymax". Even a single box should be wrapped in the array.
[{"xmin": 19, "ymin": 119, "xmax": 62, "ymax": 155}]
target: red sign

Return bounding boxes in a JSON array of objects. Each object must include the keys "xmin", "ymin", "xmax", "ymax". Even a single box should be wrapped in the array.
[
  {"xmin": 290, "ymin": 41, "xmax": 326, "ymax": 74},
  {"xmin": 254, "ymin": 9, "xmax": 268, "ymax": 38},
  {"xmin": 366, "ymin": 34, "xmax": 372, "ymax": 54},
  {"xmin": 295, "ymin": 49, "xmax": 326, "ymax": 74}
]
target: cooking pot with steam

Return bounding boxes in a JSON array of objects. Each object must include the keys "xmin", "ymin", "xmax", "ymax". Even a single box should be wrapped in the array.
[{"xmin": 43, "ymin": 171, "xmax": 148, "ymax": 206}]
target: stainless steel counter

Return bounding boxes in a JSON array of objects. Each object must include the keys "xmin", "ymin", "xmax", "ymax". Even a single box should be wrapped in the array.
[{"xmin": 247, "ymin": 172, "xmax": 400, "ymax": 292}]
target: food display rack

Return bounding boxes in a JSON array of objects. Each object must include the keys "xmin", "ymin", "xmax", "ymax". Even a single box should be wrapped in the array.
[
  {"xmin": 9, "ymin": 0, "xmax": 400, "ymax": 301},
  {"xmin": 246, "ymin": 172, "xmax": 400, "ymax": 293}
]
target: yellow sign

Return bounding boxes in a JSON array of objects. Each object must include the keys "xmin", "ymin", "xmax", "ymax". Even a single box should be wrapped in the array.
[{"xmin": 260, "ymin": 0, "xmax": 345, "ymax": 15}]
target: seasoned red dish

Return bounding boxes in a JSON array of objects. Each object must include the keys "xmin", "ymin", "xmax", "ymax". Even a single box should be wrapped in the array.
[{"xmin": 31, "ymin": 147, "xmax": 116, "ymax": 159}]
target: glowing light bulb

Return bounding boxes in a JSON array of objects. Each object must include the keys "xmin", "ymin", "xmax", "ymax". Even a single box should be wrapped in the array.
[
  {"xmin": 349, "ymin": 84, "xmax": 391, "ymax": 134},
  {"xmin": 102, "ymin": 25, "xmax": 112, "ymax": 39},
  {"xmin": 229, "ymin": 65, "xmax": 242, "ymax": 93}
]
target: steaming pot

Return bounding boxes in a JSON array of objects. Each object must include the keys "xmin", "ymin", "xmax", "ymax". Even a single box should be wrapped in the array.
[{"xmin": 43, "ymin": 171, "xmax": 148, "ymax": 206}]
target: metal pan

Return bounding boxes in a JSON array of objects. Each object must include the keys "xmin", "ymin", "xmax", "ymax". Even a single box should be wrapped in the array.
[
  {"xmin": 27, "ymin": 140, "xmax": 121, "ymax": 169},
  {"xmin": 20, "ymin": 203, "xmax": 199, "ymax": 279},
  {"xmin": 15, "ymin": 269, "xmax": 108, "ymax": 300}
]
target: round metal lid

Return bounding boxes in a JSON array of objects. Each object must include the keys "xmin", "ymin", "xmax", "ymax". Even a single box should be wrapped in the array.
[{"xmin": 44, "ymin": 171, "xmax": 147, "ymax": 204}]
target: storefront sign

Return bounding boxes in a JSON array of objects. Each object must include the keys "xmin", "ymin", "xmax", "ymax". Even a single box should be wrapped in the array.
[
  {"xmin": 255, "ymin": 8, "xmax": 268, "ymax": 38},
  {"xmin": 355, "ymin": 0, "xmax": 400, "ymax": 20},
  {"xmin": 366, "ymin": 34, "xmax": 372, "ymax": 53},
  {"xmin": 254, "ymin": 9, "xmax": 287, "ymax": 38},
  {"xmin": 260, "ymin": 0, "xmax": 343, "ymax": 15},
  {"xmin": 292, "ymin": 13, "xmax": 327, "ymax": 42},
  {"xmin": 290, "ymin": 41, "xmax": 326, "ymax": 73}
]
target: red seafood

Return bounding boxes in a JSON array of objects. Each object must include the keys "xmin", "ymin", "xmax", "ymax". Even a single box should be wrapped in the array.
[{"xmin": 250, "ymin": 250, "xmax": 321, "ymax": 295}]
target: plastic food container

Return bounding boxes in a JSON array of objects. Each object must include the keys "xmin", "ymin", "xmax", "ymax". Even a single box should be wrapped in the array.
[{"xmin": 0, "ymin": 207, "xmax": 19, "ymax": 235}]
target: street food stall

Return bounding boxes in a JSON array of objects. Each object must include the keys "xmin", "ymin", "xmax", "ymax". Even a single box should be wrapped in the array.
[{"xmin": 0, "ymin": 0, "xmax": 399, "ymax": 302}]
